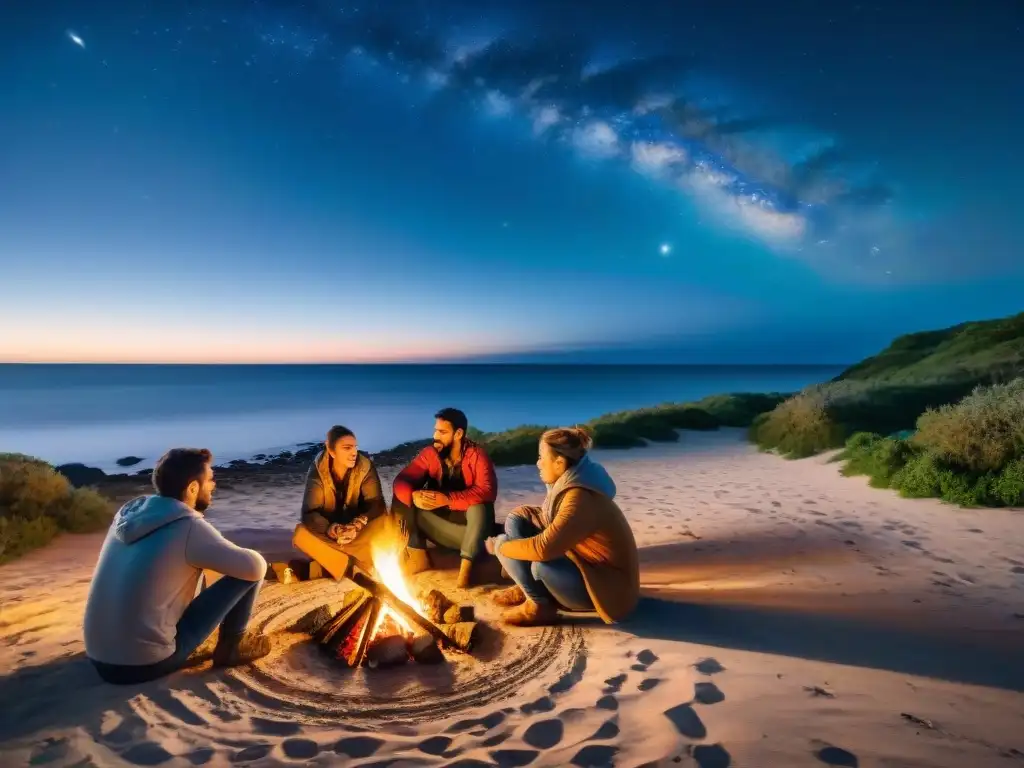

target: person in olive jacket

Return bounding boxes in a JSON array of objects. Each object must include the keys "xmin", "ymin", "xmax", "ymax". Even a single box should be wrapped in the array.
[{"xmin": 291, "ymin": 425, "xmax": 394, "ymax": 580}]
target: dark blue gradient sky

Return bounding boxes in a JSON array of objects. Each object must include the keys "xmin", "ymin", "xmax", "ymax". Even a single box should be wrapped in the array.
[{"xmin": 2, "ymin": 0, "xmax": 1022, "ymax": 363}]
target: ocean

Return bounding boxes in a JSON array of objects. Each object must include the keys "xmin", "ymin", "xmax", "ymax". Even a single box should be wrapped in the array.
[{"xmin": 0, "ymin": 364, "xmax": 843, "ymax": 472}]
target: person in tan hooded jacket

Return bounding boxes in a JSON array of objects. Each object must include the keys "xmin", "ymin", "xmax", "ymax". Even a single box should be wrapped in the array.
[
  {"xmin": 485, "ymin": 426, "xmax": 640, "ymax": 627},
  {"xmin": 291, "ymin": 425, "xmax": 395, "ymax": 580}
]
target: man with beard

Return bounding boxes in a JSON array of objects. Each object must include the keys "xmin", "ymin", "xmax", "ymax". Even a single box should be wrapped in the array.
[
  {"xmin": 83, "ymin": 448, "xmax": 271, "ymax": 685},
  {"xmin": 393, "ymin": 407, "xmax": 498, "ymax": 588},
  {"xmin": 290, "ymin": 424, "xmax": 394, "ymax": 581}
]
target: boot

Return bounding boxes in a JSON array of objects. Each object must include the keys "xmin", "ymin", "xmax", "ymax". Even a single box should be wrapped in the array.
[
  {"xmin": 502, "ymin": 599, "xmax": 559, "ymax": 627},
  {"xmin": 212, "ymin": 630, "xmax": 272, "ymax": 667},
  {"xmin": 456, "ymin": 558, "xmax": 475, "ymax": 589},
  {"xmin": 185, "ymin": 632, "xmax": 218, "ymax": 667},
  {"xmin": 402, "ymin": 547, "xmax": 432, "ymax": 577},
  {"xmin": 490, "ymin": 585, "xmax": 526, "ymax": 608}
]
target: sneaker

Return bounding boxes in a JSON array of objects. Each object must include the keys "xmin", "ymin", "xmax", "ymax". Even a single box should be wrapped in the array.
[
  {"xmin": 212, "ymin": 631, "xmax": 272, "ymax": 667},
  {"xmin": 491, "ymin": 585, "xmax": 526, "ymax": 608},
  {"xmin": 184, "ymin": 633, "xmax": 218, "ymax": 667}
]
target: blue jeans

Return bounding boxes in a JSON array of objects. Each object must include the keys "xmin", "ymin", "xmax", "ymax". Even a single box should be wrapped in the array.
[
  {"xmin": 91, "ymin": 576, "xmax": 261, "ymax": 685},
  {"xmin": 495, "ymin": 513, "xmax": 593, "ymax": 611}
]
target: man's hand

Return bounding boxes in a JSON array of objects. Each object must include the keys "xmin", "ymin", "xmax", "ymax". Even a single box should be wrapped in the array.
[
  {"xmin": 484, "ymin": 536, "xmax": 499, "ymax": 556},
  {"xmin": 412, "ymin": 490, "xmax": 449, "ymax": 511}
]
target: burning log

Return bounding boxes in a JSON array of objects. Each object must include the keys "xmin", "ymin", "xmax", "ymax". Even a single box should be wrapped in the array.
[
  {"xmin": 351, "ymin": 572, "xmax": 462, "ymax": 652},
  {"xmin": 366, "ymin": 635, "xmax": 409, "ymax": 669},
  {"xmin": 443, "ymin": 604, "xmax": 475, "ymax": 624},
  {"xmin": 408, "ymin": 634, "xmax": 444, "ymax": 664},
  {"xmin": 422, "ymin": 589, "xmax": 454, "ymax": 625},
  {"xmin": 438, "ymin": 622, "xmax": 480, "ymax": 652}
]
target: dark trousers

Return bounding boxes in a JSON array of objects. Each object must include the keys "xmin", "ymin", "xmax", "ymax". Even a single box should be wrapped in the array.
[
  {"xmin": 392, "ymin": 497, "xmax": 495, "ymax": 561},
  {"xmin": 495, "ymin": 514, "xmax": 593, "ymax": 610},
  {"xmin": 90, "ymin": 576, "xmax": 261, "ymax": 685}
]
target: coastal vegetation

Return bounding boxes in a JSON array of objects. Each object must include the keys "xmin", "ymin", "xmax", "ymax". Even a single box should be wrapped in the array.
[
  {"xmin": 750, "ymin": 311, "xmax": 1024, "ymax": 506},
  {"xmin": 471, "ymin": 392, "xmax": 788, "ymax": 466},
  {"xmin": 0, "ymin": 453, "xmax": 114, "ymax": 564}
]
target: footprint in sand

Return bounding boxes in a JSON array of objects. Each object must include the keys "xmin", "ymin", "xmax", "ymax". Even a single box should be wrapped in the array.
[
  {"xmin": 490, "ymin": 748, "xmax": 539, "ymax": 767},
  {"xmin": 447, "ymin": 711, "xmax": 507, "ymax": 733},
  {"xmin": 251, "ymin": 717, "xmax": 302, "ymax": 737},
  {"xmin": 590, "ymin": 717, "xmax": 619, "ymax": 740},
  {"xmin": 663, "ymin": 703, "xmax": 707, "ymax": 739},
  {"xmin": 333, "ymin": 735, "xmax": 384, "ymax": 759},
  {"xmin": 520, "ymin": 696, "xmax": 556, "ymax": 715},
  {"xmin": 570, "ymin": 744, "xmax": 618, "ymax": 767},
  {"xmin": 693, "ymin": 681, "xmax": 725, "ymax": 705},
  {"xmin": 281, "ymin": 738, "xmax": 320, "ymax": 760},
  {"xmin": 814, "ymin": 744, "xmax": 860, "ymax": 766},
  {"xmin": 596, "ymin": 694, "xmax": 619, "ymax": 711},
  {"xmin": 693, "ymin": 657, "xmax": 726, "ymax": 676},
  {"xmin": 523, "ymin": 718, "xmax": 563, "ymax": 750},
  {"xmin": 231, "ymin": 743, "xmax": 272, "ymax": 762},
  {"xmin": 603, "ymin": 673, "xmax": 627, "ymax": 693},
  {"xmin": 638, "ymin": 678, "xmax": 661, "ymax": 692},
  {"xmin": 688, "ymin": 743, "xmax": 732, "ymax": 768},
  {"xmin": 418, "ymin": 735, "xmax": 453, "ymax": 756}
]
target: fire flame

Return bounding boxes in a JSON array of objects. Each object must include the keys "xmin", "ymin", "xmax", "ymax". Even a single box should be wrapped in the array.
[{"xmin": 367, "ymin": 519, "xmax": 423, "ymax": 639}]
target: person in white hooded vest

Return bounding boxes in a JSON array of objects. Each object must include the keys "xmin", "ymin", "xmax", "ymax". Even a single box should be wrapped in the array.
[{"xmin": 84, "ymin": 448, "xmax": 270, "ymax": 684}]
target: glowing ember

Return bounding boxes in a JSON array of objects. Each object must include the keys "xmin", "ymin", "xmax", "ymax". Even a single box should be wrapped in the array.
[{"xmin": 368, "ymin": 524, "xmax": 424, "ymax": 639}]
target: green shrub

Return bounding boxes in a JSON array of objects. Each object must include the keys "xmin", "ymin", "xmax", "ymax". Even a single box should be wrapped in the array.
[
  {"xmin": 912, "ymin": 379, "xmax": 1024, "ymax": 473},
  {"xmin": 0, "ymin": 454, "xmax": 114, "ymax": 564},
  {"xmin": 838, "ymin": 432, "xmax": 915, "ymax": 488},
  {"xmin": 692, "ymin": 392, "xmax": 789, "ymax": 427},
  {"xmin": 480, "ymin": 425, "xmax": 548, "ymax": 467},
  {"xmin": 751, "ymin": 386, "xmax": 848, "ymax": 458},
  {"xmin": 589, "ymin": 409, "xmax": 680, "ymax": 444}
]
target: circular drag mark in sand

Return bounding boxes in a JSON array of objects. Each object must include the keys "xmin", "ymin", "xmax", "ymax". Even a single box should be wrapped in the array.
[{"xmin": 223, "ymin": 580, "xmax": 587, "ymax": 725}]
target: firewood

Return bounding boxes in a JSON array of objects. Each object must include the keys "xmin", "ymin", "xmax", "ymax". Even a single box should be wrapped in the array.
[
  {"xmin": 316, "ymin": 592, "xmax": 369, "ymax": 646},
  {"xmin": 366, "ymin": 635, "xmax": 409, "ymax": 669},
  {"xmin": 422, "ymin": 589, "xmax": 454, "ymax": 625},
  {"xmin": 438, "ymin": 621, "xmax": 479, "ymax": 652},
  {"xmin": 443, "ymin": 604, "xmax": 474, "ymax": 624},
  {"xmin": 352, "ymin": 572, "xmax": 458, "ymax": 652},
  {"xmin": 408, "ymin": 634, "xmax": 444, "ymax": 665},
  {"xmin": 349, "ymin": 598, "xmax": 382, "ymax": 667}
]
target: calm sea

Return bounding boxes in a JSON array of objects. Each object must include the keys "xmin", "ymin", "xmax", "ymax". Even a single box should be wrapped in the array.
[{"xmin": 0, "ymin": 364, "xmax": 842, "ymax": 472}]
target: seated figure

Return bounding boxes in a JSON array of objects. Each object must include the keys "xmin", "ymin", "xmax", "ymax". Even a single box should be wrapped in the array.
[
  {"xmin": 84, "ymin": 448, "xmax": 270, "ymax": 685},
  {"xmin": 392, "ymin": 407, "xmax": 498, "ymax": 588},
  {"xmin": 486, "ymin": 426, "xmax": 639, "ymax": 627},
  {"xmin": 292, "ymin": 425, "xmax": 395, "ymax": 580}
]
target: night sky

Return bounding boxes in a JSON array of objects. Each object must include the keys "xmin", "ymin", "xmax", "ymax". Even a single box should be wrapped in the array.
[{"xmin": 2, "ymin": 0, "xmax": 1022, "ymax": 364}]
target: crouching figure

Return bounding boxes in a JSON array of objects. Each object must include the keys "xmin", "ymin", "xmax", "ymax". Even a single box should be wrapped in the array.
[{"xmin": 487, "ymin": 427, "xmax": 639, "ymax": 627}]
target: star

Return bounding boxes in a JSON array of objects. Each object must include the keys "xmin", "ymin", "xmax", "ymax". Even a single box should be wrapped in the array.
[
  {"xmin": 659, "ymin": 243, "xmax": 671, "ymax": 256},
  {"xmin": 67, "ymin": 30, "xmax": 85, "ymax": 49}
]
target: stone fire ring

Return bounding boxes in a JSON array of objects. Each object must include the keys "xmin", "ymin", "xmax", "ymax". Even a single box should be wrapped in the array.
[{"xmin": 224, "ymin": 579, "xmax": 587, "ymax": 725}]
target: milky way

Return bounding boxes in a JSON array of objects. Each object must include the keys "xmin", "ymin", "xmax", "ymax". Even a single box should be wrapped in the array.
[{"xmin": 244, "ymin": 4, "xmax": 902, "ymax": 280}]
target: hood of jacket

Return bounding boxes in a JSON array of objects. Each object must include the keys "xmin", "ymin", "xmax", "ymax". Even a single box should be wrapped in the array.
[
  {"xmin": 540, "ymin": 453, "xmax": 617, "ymax": 525},
  {"xmin": 113, "ymin": 495, "xmax": 197, "ymax": 545}
]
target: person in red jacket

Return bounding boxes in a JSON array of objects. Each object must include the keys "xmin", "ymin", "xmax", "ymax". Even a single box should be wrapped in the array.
[{"xmin": 393, "ymin": 407, "xmax": 498, "ymax": 588}]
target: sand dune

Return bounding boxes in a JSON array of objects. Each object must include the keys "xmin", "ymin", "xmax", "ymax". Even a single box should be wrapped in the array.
[{"xmin": 2, "ymin": 429, "xmax": 1023, "ymax": 767}]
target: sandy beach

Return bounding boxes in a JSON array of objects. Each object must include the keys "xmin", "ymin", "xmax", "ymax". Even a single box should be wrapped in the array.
[{"xmin": 2, "ymin": 429, "xmax": 1023, "ymax": 767}]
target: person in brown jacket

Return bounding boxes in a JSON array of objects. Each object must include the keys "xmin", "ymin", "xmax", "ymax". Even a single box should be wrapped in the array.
[
  {"xmin": 485, "ymin": 426, "xmax": 640, "ymax": 627},
  {"xmin": 291, "ymin": 425, "xmax": 396, "ymax": 580}
]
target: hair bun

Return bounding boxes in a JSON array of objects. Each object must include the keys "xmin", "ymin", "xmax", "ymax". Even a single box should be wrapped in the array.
[{"xmin": 570, "ymin": 425, "xmax": 593, "ymax": 451}]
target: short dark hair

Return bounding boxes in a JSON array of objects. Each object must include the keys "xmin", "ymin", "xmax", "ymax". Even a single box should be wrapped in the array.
[
  {"xmin": 434, "ymin": 407, "xmax": 468, "ymax": 436},
  {"xmin": 326, "ymin": 425, "xmax": 355, "ymax": 449},
  {"xmin": 153, "ymin": 448, "xmax": 213, "ymax": 500}
]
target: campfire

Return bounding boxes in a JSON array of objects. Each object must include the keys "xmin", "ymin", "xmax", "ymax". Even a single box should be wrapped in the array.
[{"xmin": 314, "ymin": 529, "xmax": 479, "ymax": 669}]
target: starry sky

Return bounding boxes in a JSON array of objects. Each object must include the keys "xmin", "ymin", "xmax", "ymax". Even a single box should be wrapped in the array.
[{"xmin": 1, "ymin": 0, "xmax": 1022, "ymax": 364}]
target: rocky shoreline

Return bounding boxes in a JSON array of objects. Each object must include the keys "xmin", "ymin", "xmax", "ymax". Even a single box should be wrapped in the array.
[{"xmin": 55, "ymin": 437, "xmax": 433, "ymax": 502}]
